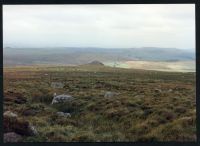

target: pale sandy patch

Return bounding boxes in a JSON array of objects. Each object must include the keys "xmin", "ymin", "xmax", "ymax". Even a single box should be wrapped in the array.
[{"xmin": 125, "ymin": 61, "xmax": 195, "ymax": 72}]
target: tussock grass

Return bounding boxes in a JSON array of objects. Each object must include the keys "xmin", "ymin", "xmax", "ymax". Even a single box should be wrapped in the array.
[{"xmin": 3, "ymin": 65, "xmax": 196, "ymax": 142}]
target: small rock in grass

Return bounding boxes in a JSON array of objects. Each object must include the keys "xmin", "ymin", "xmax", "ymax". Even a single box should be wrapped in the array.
[
  {"xmin": 3, "ymin": 111, "xmax": 38, "ymax": 136},
  {"xmin": 104, "ymin": 91, "xmax": 119, "ymax": 98},
  {"xmin": 154, "ymin": 88, "xmax": 162, "ymax": 93},
  {"xmin": 168, "ymin": 89, "xmax": 173, "ymax": 92},
  {"xmin": 22, "ymin": 109, "xmax": 38, "ymax": 116},
  {"xmin": 56, "ymin": 112, "xmax": 71, "ymax": 118},
  {"xmin": 14, "ymin": 121, "xmax": 38, "ymax": 136},
  {"xmin": 4, "ymin": 132, "xmax": 22, "ymax": 143},
  {"xmin": 51, "ymin": 93, "xmax": 74, "ymax": 104},
  {"xmin": 3, "ymin": 111, "xmax": 18, "ymax": 119}
]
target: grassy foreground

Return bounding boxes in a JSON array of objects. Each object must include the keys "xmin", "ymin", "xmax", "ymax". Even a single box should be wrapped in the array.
[{"xmin": 3, "ymin": 65, "xmax": 196, "ymax": 142}]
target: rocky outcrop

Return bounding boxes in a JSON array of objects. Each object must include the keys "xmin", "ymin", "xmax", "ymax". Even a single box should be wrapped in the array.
[
  {"xmin": 51, "ymin": 93, "xmax": 74, "ymax": 104},
  {"xmin": 13, "ymin": 120, "xmax": 37, "ymax": 136},
  {"xmin": 4, "ymin": 132, "xmax": 23, "ymax": 143},
  {"xmin": 3, "ymin": 111, "xmax": 38, "ymax": 136},
  {"xmin": 3, "ymin": 111, "xmax": 18, "ymax": 119}
]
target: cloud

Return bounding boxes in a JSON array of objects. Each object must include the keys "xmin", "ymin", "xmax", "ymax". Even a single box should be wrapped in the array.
[{"xmin": 3, "ymin": 4, "xmax": 195, "ymax": 49}]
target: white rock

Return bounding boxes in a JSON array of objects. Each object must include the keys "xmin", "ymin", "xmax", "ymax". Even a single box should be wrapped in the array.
[
  {"xmin": 4, "ymin": 132, "xmax": 22, "ymax": 143},
  {"xmin": 104, "ymin": 91, "xmax": 119, "ymax": 98},
  {"xmin": 52, "ymin": 94, "xmax": 74, "ymax": 104},
  {"xmin": 28, "ymin": 125, "xmax": 38, "ymax": 136},
  {"xmin": 3, "ymin": 111, "xmax": 18, "ymax": 118},
  {"xmin": 56, "ymin": 112, "xmax": 71, "ymax": 117}
]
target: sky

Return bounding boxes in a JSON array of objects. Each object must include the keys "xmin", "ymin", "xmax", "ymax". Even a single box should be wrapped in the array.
[{"xmin": 3, "ymin": 4, "xmax": 195, "ymax": 50}]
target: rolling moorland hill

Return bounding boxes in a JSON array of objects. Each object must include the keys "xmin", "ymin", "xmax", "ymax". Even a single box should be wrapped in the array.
[
  {"xmin": 3, "ymin": 47, "xmax": 196, "ymax": 142},
  {"xmin": 3, "ymin": 65, "xmax": 196, "ymax": 142},
  {"xmin": 3, "ymin": 47, "xmax": 195, "ymax": 66}
]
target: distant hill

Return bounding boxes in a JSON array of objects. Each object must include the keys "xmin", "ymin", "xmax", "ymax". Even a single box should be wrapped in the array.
[
  {"xmin": 87, "ymin": 61, "xmax": 104, "ymax": 66},
  {"xmin": 3, "ymin": 47, "xmax": 195, "ymax": 66}
]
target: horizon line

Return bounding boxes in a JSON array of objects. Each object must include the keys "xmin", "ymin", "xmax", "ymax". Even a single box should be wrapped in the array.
[{"xmin": 3, "ymin": 46, "xmax": 195, "ymax": 50}]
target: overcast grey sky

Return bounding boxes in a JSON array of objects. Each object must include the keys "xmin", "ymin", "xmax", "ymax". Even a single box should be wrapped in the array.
[{"xmin": 3, "ymin": 4, "xmax": 195, "ymax": 50}]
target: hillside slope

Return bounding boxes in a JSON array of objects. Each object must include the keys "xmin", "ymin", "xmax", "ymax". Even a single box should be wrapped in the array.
[{"xmin": 3, "ymin": 47, "xmax": 195, "ymax": 66}]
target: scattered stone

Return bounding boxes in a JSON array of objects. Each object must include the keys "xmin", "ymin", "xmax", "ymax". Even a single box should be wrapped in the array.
[
  {"xmin": 51, "ymin": 82, "xmax": 64, "ymax": 89},
  {"xmin": 4, "ymin": 132, "xmax": 22, "ymax": 143},
  {"xmin": 168, "ymin": 89, "xmax": 173, "ymax": 92},
  {"xmin": 4, "ymin": 111, "xmax": 18, "ymax": 133},
  {"xmin": 3, "ymin": 111, "xmax": 38, "ymax": 136},
  {"xmin": 56, "ymin": 112, "xmax": 71, "ymax": 118},
  {"xmin": 22, "ymin": 109, "xmax": 38, "ymax": 116},
  {"xmin": 3, "ymin": 111, "xmax": 18, "ymax": 119},
  {"xmin": 134, "ymin": 95, "xmax": 145, "ymax": 98},
  {"xmin": 104, "ymin": 91, "xmax": 119, "ymax": 98},
  {"xmin": 52, "ymin": 93, "xmax": 74, "ymax": 104},
  {"xmin": 155, "ymin": 88, "xmax": 162, "ymax": 93},
  {"xmin": 13, "ymin": 121, "xmax": 38, "ymax": 136},
  {"xmin": 28, "ymin": 125, "xmax": 38, "ymax": 136}
]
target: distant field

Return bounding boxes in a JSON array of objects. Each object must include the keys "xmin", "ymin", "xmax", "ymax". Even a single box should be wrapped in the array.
[{"xmin": 104, "ymin": 61, "xmax": 195, "ymax": 72}]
